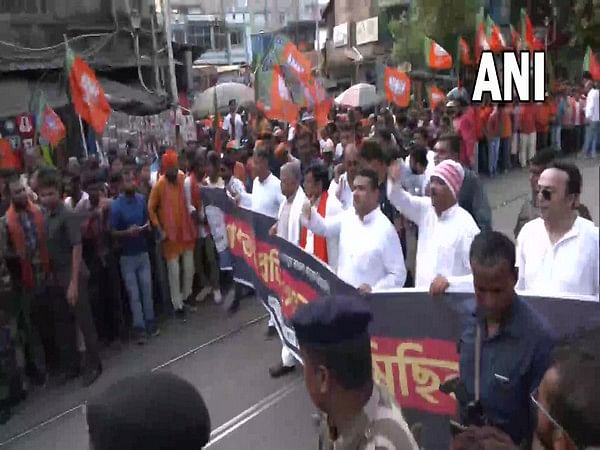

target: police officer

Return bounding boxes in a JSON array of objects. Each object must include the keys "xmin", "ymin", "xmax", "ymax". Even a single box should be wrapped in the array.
[{"xmin": 291, "ymin": 295, "xmax": 418, "ymax": 450}]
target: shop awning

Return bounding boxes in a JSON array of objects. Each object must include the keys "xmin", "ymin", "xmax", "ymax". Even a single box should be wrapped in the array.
[{"xmin": 0, "ymin": 75, "xmax": 169, "ymax": 119}]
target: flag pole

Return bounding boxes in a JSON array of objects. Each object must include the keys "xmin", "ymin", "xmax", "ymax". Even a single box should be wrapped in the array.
[{"xmin": 64, "ymin": 34, "xmax": 89, "ymax": 159}]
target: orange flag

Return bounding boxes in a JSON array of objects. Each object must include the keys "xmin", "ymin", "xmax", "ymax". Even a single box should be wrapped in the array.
[
  {"xmin": 384, "ymin": 67, "xmax": 411, "ymax": 108},
  {"xmin": 429, "ymin": 85, "xmax": 446, "ymax": 111},
  {"xmin": 267, "ymin": 65, "xmax": 299, "ymax": 123},
  {"xmin": 66, "ymin": 47, "xmax": 111, "ymax": 134},
  {"xmin": 475, "ymin": 22, "xmax": 490, "ymax": 62},
  {"xmin": 459, "ymin": 37, "xmax": 472, "ymax": 65},
  {"xmin": 424, "ymin": 37, "xmax": 453, "ymax": 70},
  {"xmin": 40, "ymin": 105, "xmax": 66, "ymax": 147},
  {"xmin": 280, "ymin": 41, "xmax": 312, "ymax": 83}
]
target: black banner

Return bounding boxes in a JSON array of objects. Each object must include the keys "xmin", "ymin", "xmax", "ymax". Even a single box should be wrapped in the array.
[{"xmin": 202, "ymin": 188, "xmax": 600, "ymax": 449}]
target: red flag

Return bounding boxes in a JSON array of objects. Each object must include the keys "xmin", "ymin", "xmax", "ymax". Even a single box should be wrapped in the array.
[
  {"xmin": 67, "ymin": 48, "xmax": 111, "ymax": 135},
  {"xmin": 384, "ymin": 67, "xmax": 411, "ymax": 108},
  {"xmin": 424, "ymin": 37, "xmax": 453, "ymax": 70},
  {"xmin": 583, "ymin": 47, "xmax": 600, "ymax": 81},
  {"xmin": 40, "ymin": 105, "xmax": 66, "ymax": 147},
  {"xmin": 429, "ymin": 86, "xmax": 446, "ymax": 111}
]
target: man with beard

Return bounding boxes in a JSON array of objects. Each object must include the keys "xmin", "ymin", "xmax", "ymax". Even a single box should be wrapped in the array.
[
  {"xmin": 268, "ymin": 161, "xmax": 307, "ymax": 378},
  {"xmin": 301, "ymin": 164, "xmax": 342, "ymax": 271},
  {"xmin": 112, "ymin": 170, "xmax": 158, "ymax": 345},
  {"xmin": 533, "ymin": 328, "xmax": 600, "ymax": 450},
  {"xmin": 387, "ymin": 159, "xmax": 479, "ymax": 294},
  {"xmin": 0, "ymin": 175, "xmax": 47, "ymax": 420},
  {"xmin": 459, "ymin": 231, "xmax": 555, "ymax": 446},
  {"xmin": 149, "ymin": 150, "xmax": 197, "ymax": 320},
  {"xmin": 37, "ymin": 168, "xmax": 102, "ymax": 386},
  {"xmin": 328, "ymin": 143, "xmax": 359, "ymax": 211}
]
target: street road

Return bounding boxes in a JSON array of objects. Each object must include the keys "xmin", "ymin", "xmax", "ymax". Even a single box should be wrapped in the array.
[{"xmin": 1, "ymin": 159, "xmax": 598, "ymax": 450}]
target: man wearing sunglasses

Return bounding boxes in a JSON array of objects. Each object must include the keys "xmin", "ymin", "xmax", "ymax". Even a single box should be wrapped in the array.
[
  {"xmin": 516, "ymin": 162, "xmax": 599, "ymax": 299},
  {"xmin": 533, "ymin": 328, "xmax": 600, "ymax": 450}
]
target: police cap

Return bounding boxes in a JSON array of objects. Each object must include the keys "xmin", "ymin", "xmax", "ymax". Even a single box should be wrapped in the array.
[{"xmin": 291, "ymin": 295, "xmax": 373, "ymax": 346}]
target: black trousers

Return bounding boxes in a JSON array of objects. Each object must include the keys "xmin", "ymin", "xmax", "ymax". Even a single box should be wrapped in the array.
[{"xmin": 33, "ymin": 274, "xmax": 100, "ymax": 374}]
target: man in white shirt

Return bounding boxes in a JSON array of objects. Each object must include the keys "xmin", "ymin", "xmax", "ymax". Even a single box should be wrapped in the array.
[
  {"xmin": 334, "ymin": 123, "xmax": 355, "ymax": 161},
  {"xmin": 516, "ymin": 162, "xmax": 599, "ymax": 299},
  {"xmin": 387, "ymin": 159, "xmax": 480, "ymax": 293},
  {"xmin": 238, "ymin": 145, "xmax": 284, "ymax": 218},
  {"xmin": 301, "ymin": 164, "xmax": 343, "ymax": 271},
  {"xmin": 268, "ymin": 161, "xmax": 306, "ymax": 379},
  {"xmin": 583, "ymin": 79, "xmax": 599, "ymax": 158},
  {"xmin": 302, "ymin": 168, "xmax": 406, "ymax": 293},
  {"xmin": 63, "ymin": 172, "xmax": 91, "ymax": 214},
  {"xmin": 222, "ymin": 99, "xmax": 244, "ymax": 143},
  {"xmin": 328, "ymin": 143, "xmax": 358, "ymax": 210}
]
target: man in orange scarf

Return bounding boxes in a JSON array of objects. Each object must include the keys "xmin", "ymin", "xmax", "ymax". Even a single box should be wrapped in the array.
[
  {"xmin": 149, "ymin": 149, "xmax": 197, "ymax": 320},
  {"xmin": 0, "ymin": 175, "xmax": 48, "ymax": 403},
  {"xmin": 300, "ymin": 165, "xmax": 342, "ymax": 271}
]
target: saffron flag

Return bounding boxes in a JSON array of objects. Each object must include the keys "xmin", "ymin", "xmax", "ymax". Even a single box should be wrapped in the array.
[
  {"xmin": 583, "ymin": 46, "xmax": 600, "ymax": 81},
  {"xmin": 458, "ymin": 37, "xmax": 471, "ymax": 65},
  {"xmin": 429, "ymin": 85, "xmax": 446, "ymax": 111},
  {"xmin": 384, "ymin": 67, "xmax": 411, "ymax": 108},
  {"xmin": 31, "ymin": 90, "xmax": 66, "ymax": 147},
  {"xmin": 520, "ymin": 9, "xmax": 543, "ymax": 51},
  {"xmin": 475, "ymin": 21, "xmax": 490, "ymax": 63},
  {"xmin": 266, "ymin": 65, "xmax": 299, "ymax": 123},
  {"xmin": 66, "ymin": 46, "xmax": 111, "ymax": 135},
  {"xmin": 486, "ymin": 16, "xmax": 506, "ymax": 53},
  {"xmin": 511, "ymin": 25, "xmax": 521, "ymax": 51},
  {"xmin": 424, "ymin": 37, "xmax": 453, "ymax": 70}
]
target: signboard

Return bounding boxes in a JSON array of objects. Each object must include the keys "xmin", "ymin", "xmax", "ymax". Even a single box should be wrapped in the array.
[
  {"xmin": 356, "ymin": 16, "xmax": 379, "ymax": 46},
  {"xmin": 333, "ymin": 23, "xmax": 349, "ymax": 47}
]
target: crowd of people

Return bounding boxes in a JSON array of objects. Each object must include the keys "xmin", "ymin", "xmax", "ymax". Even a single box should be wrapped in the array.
[{"xmin": 0, "ymin": 74, "xmax": 597, "ymax": 450}]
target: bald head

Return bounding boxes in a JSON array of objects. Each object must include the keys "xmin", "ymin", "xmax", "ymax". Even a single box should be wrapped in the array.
[
  {"xmin": 343, "ymin": 143, "xmax": 359, "ymax": 183},
  {"xmin": 280, "ymin": 161, "xmax": 301, "ymax": 199}
]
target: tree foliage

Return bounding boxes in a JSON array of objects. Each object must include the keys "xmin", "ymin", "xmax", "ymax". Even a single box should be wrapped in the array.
[
  {"xmin": 389, "ymin": 0, "xmax": 481, "ymax": 67},
  {"xmin": 572, "ymin": 0, "xmax": 600, "ymax": 48}
]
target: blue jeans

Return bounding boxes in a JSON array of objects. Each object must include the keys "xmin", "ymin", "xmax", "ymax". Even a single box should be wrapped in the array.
[
  {"xmin": 120, "ymin": 252, "xmax": 155, "ymax": 332},
  {"xmin": 551, "ymin": 125, "xmax": 562, "ymax": 151},
  {"xmin": 488, "ymin": 137, "xmax": 500, "ymax": 176},
  {"xmin": 583, "ymin": 121, "xmax": 599, "ymax": 157}
]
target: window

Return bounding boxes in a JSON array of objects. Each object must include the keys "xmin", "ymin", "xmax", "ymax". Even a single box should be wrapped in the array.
[
  {"xmin": 188, "ymin": 23, "xmax": 212, "ymax": 49},
  {"xmin": 254, "ymin": 13, "xmax": 265, "ymax": 27},
  {"xmin": 230, "ymin": 30, "xmax": 243, "ymax": 46},
  {"xmin": 279, "ymin": 13, "xmax": 286, "ymax": 24}
]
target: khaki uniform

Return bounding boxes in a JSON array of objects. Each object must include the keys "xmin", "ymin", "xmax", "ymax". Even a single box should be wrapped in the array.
[{"xmin": 317, "ymin": 383, "xmax": 418, "ymax": 450}]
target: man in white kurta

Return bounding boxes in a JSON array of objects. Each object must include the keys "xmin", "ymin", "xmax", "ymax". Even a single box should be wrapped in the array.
[
  {"xmin": 516, "ymin": 164, "xmax": 599, "ymax": 299},
  {"xmin": 239, "ymin": 147, "xmax": 284, "ymax": 218},
  {"xmin": 302, "ymin": 164, "xmax": 343, "ymax": 272},
  {"xmin": 269, "ymin": 162, "xmax": 306, "ymax": 378},
  {"xmin": 328, "ymin": 143, "xmax": 358, "ymax": 210},
  {"xmin": 386, "ymin": 159, "xmax": 479, "ymax": 293},
  {"xmin": 302, "ymin": 169, "xmax": 406, "ymax": 293}
]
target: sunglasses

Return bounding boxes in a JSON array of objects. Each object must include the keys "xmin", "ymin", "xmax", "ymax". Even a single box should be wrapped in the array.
[{"xmin": 537, "ymin": 188, "xmax": 553, "ymax": 201}]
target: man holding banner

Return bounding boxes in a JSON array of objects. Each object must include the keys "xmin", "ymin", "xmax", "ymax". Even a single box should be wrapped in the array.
[
  {"xmin": 387, "ymin": 159, "xmax": 479, "ymax": 294},
  {"xmin": 301, "ymin": 168, "xmax": 406, "ymax": 293},
  {"xmin": 268, "ymin": 161, "xmax": 306, "ymax": 378}
]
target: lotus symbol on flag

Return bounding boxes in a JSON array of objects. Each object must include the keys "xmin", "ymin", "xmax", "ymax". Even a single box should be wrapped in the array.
[
  {"xmin": 432, "ymin": 92, "xmax": 444, "ymax": 102},
  {"xmin": 389, "ymin": 76, "xmax": 406, "ymax": 95},
  {"xmin": 80, "ymin": 73, "xmax": 100, "ymax": 106},
  {"xmin": 287, "ymin": 54, "xmax": 304, "ymax": 75},
  {"xmin": 47, "ymin": 115, "xmax": 58, "ymax": 130}
]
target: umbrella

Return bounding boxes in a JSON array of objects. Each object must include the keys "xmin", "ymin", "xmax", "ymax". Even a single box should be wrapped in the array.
[
  {"xmin": 334, "ymin": 83, "xmax": 380, "ymax": 108},
  {"xmin": 192, "ymin": 82, "xmax": 254, "ymax": 118}
]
